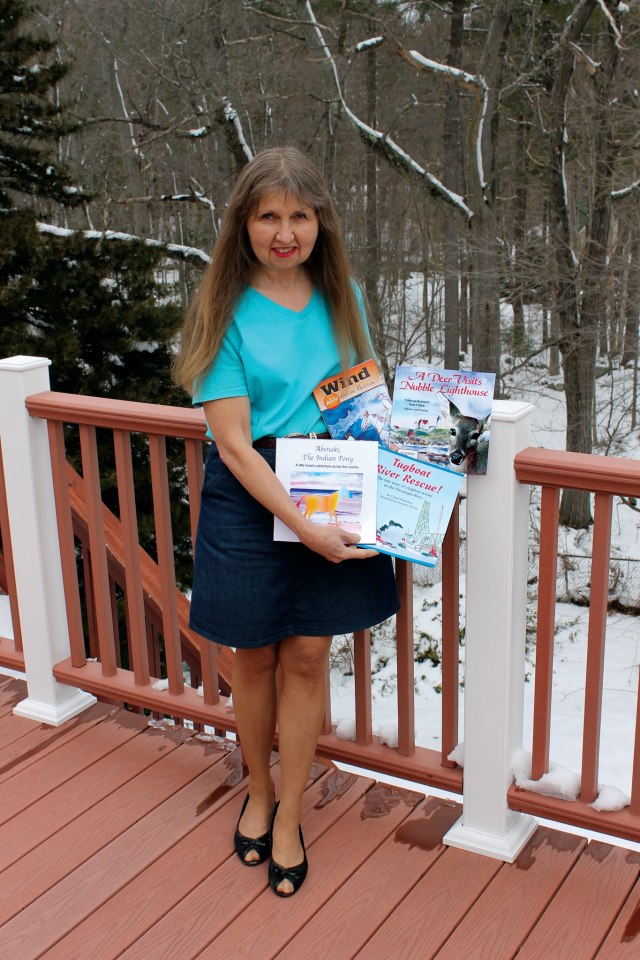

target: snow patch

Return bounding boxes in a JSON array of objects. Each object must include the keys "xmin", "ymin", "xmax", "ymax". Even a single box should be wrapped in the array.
[
  {"xmin": 336, "ymin": 718, "xmax": 356, "ymax": 741},
  {"xmin": 591, "ymin": 784, "xmax": 630, "ymax": 812},
  {"xmin": 448, "ymin": 742, "xmax": 465, "ymax": 766},
  {"xmin": 377, "ymin": 723, "xmax": 398, "ymax": 748},
  {"xmin": 512, "ymin": 750, "xmax": 580, "ymax": 801}
]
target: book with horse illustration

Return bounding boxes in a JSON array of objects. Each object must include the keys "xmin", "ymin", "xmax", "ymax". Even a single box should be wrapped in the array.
[
  {"xmin": 312, "ymin": 358, "xmax": 392, "ymax": 448},
  {"xmin": 389, "ymin": 365, "xmax": 495, "ymax": 476},
  {"xmin": 273, "ymin": 438, "xmax": 378, "ymax": 543}
]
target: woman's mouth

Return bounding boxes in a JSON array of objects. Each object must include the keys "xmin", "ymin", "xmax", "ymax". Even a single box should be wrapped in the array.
[{"xmin": 272, "ymin": 246, "xmax": 297, "ymax": 259}]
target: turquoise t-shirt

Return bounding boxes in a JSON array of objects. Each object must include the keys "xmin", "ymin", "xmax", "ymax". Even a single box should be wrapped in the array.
[{"xmin": 193, "ymin": 285, "xmax": 371, "ymax": 441}]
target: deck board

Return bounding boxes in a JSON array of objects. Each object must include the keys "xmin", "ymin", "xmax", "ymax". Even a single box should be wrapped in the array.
[
  {"xmin": 0, "ymin": 701, "xmax": 117, "ymax": 785},
  {"xmin": 0, "ymin": 681, "xmax": 637, "ymax": 960},
  {"xmin": 194, "ymin": 782, "xmax": 425, "ymax": 960},
  {"xmin": 278, "ymin": 796, "xmax": 463, "ymax": 960},
  {"xmin": 0, "ymin": 740, "xmax": 234, "ymax": 959},
  {"xmin": 516, "ymin": 841, "xmax": 640, "ymax": 960},
  {"xmin": 356, "ymin": 840, "xmax": 503, "ymax": 959},
  {"xmin": 432, "ymin": 826, "xmax": 587, "ymax": 960},
  {"xmin": 596, "ymin": 877, "xmax": 640, "ymax": 958},
  {"xmin": 120, "ymin": 767, "xmax": 372, "ymax": 960}
]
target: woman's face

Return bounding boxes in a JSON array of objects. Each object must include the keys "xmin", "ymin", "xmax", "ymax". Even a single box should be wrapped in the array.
[{"xmin": 246, "ymin": 190, "xmax": 319, "ymax": 277}]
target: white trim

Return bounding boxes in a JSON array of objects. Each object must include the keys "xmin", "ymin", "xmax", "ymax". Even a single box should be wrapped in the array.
[
  {"xmin": 14, "ymin": 691, "xmax": 97, "ymax": 726},
  {"xmin": 443, "ymin": 399, "xmax": 537, "ymax": 860},
  {"xmin": 0, "ymin": 355, "xmax": 96, "ymax": 724},
  {"xmin": 444, "ymin": 812, "xmax": 538, "ymax": 862}
]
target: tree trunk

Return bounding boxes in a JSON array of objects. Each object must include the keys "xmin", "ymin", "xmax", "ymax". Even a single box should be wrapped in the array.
[
  {"xmin": 621, "ymin": 227, "xmax": 640, "ymax": 367},
  {"xmin": 545, "ymin": 0, "xmax": 597, "ymax": 527},
  {"xmin": 362, "ymin": 23, "xmax": 391, "ymax": 387},
  {"xmin": 510, "ymin": 116, "xmax": 528, "ymax": 356},
  {"xmin": 469, "ymin": 0, "xmax": 517, "ymax": 391},
  {"xmin": 442, "ymin": 0, "xmax": 465, "ymax": 370}
]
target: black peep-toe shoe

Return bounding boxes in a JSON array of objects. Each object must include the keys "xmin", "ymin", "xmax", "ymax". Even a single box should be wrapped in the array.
[
  {"xmin": 233, "ymin": 793, "xmax": 273, "ymax": 866},
  {"xmin": 268, "ymin": 825, "xmax": 308, "ymax": 897}
]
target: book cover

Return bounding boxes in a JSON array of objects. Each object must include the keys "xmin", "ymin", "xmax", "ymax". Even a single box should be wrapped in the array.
[
  {"xmin": 313, "ymin": 358, "xmax": 392, "ymax": 447},
  {"xmin": 274, "ymin": 438, "xmax": 379, "ymax": 543},
  {"xmin": 360, "ymin": 448, "xmax": 463, "ymax": 567},
  {"xmin": 390, "ymin": 366, "xmax": 495, "ymax": 475}
]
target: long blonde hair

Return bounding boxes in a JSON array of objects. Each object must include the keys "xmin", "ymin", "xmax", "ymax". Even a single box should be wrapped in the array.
[{"xmin": 173, "ymin": 146, "xmax": 370, "ymax": 395}]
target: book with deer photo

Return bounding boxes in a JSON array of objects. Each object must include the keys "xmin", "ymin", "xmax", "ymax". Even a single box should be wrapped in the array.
[
  {"xmin": 389, "ymin": 365, "xmax": 496, "ymax": 476},
  {"xmin": 273, "ymin": 437, "xmax": 379, "ymax": 543},
  {"xmin": 359, "ymin": 448, "xmax": 463, "ymax": 567},
  {"xmin": 312, "ymin": 358, "xmax": 392, "ymax": 448}
]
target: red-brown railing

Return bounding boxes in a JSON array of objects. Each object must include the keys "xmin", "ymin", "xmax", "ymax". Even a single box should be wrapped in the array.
[
  {"xmin": 24, "ymin": 391, "xmax": 463, "ymax": 794},
  {"xmin": 0, "ymin": 439, "xmax": 24, "ymax": 671},
  {"xmin": 510, "ymin": 447, "xmax": 640, "ymax": 843}
]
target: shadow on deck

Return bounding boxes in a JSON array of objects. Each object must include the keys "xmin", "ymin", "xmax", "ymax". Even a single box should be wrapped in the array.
[{"xmin": 0, "ymin": 675, "xmax": 639, "ymax": 960}]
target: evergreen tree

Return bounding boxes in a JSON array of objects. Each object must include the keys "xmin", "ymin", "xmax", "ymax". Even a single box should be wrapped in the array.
[
  {"xmin": 0, "ymin": 2, "xmax": 193, "ymax": 596},
  {"xmin": 0, "ymin": 0, "xmax": 84, "ymax": 208}
]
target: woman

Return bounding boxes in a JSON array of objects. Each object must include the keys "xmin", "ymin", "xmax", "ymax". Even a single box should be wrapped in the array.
[{"xmin": 174, "ymin": 146, "xmax": 399, "ymax": 897}]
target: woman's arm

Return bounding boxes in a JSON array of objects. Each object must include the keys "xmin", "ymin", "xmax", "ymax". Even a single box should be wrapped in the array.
[{"xmin": 203, "ymin": 397, "xmax": 378, "ymax": 563}]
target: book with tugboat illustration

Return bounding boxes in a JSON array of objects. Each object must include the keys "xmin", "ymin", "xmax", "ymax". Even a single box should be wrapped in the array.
[{"xmin": 361, "ymin": 448, "xmax": 463, "ymax": 567}]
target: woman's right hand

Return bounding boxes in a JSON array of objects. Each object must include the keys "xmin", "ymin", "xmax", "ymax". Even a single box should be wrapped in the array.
[{"xmin": 298, "ymin": 523, "xmax": 379, "ymax": 563}]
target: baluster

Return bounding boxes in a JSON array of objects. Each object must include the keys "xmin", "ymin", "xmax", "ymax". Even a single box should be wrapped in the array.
[
  {"xmin": 113, "ymin": 429, "xmax": 150, "ymax": 687},
  {"xmin": 354, "ymin": 629, "xmax": 372, "ymax": 745},
  {"xmin": 395, "ymin": 559, "xmax": 415, "ymax": 757},
  {"xmin": 149, "ymin": 434, "xmax": 183, "ymax": 695},
  {"xmin": 46, "ymin": 421, "xmax": 85, "ymax": 665},
  {"xmin": 441, "ymin": 498, "xmax": 460, "ymax": 766},
  {"xmin": 0, "ymin": 439, "xmax": 23, "ymax": 653},
  {"xmin": 531, "ymin": 485, "xmax": 560, "ymax": 780},
  {"xmin": 579, "ymin": 491, "xmax": 613, "ymax": 803},
  {"xmin": 78, "ymin": 424, "xmax": 118, "ymax": 676}
]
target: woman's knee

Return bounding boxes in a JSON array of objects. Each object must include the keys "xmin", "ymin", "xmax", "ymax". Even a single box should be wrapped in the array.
[
  {"xmin": 278, "ymin": 635, "xmax": 331, "ymax": 683},
  {"xmin": 233, "ymin": 643, "xmax": 279, "ymax": 680}
]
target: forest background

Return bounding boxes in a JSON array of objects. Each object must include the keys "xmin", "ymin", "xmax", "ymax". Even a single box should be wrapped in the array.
[{"xmin": 1, "ymin": 0, "xmax": 639, "ymax": 585}]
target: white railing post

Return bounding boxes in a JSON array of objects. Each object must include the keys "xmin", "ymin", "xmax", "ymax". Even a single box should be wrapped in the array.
[
  {"xmin": 0, "ymin": 357, "xmax": 97, "ymax": 724},
  {"xmin": 444, "ymin": 399, "xmax": 538, "ymax": 861}
]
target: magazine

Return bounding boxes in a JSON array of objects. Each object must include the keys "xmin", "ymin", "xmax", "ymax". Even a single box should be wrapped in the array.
[
  {"xmin": 273, "ymin": 437, "xmax": 379, "ymax": 543},
  {"xmin": 390, "ymin": 366, "xmax": 496, "ymax": 476},
  {"xmin": 360, "ymin": 448, "xmax": 463, "ymax": 567},
  {"xmin": 312, "ymin": 358, "xmax": 392, "ymax": 447}
]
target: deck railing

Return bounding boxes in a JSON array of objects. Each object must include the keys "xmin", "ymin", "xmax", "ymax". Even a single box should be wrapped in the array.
[
  {"xmin": 507, "ymin": 448, "xmax": 640, "ymax": 844},
  {"xmin": 2, "ymin": 354, "xmax": 639, "ymax": 860},
  {"xmin": 0, "ymin": 356, "xmax": 464, "ymax": 795}
]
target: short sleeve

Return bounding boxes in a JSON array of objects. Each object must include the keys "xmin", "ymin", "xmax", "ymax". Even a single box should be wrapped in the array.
[{"xmin": 192, "ymin": 323, "xmax": 249, "ymax": 405}]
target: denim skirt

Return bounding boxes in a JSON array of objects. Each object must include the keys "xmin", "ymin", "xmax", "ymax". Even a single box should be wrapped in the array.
[{"xmin": 189, "ymin": 443, "xmax": 400, "ymax": 649}]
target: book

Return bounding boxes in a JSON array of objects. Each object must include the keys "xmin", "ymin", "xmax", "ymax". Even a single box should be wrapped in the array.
[
  {"xmin": 390, "ymin": 366, "xmax": 496, "ymax": 476},
  {"xmin": 312, "ymin": 358, "xmax": 392, "ymax": 447},
  {"xmin": 273, "ymin": 437, "xmax": 379, "ymax": 543},
  {"xmin": 360, "ymin": 448, "xmax": 463, "ymax": 567}
]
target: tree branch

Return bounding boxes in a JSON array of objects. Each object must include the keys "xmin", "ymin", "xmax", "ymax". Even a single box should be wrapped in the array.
[
  {"xmin": 302, "ymin": 1, "xmax": 473, "ymax": 220},
  {"xmin": 36, "ymin": 222, "xmax": 210, "ymax": 265}
]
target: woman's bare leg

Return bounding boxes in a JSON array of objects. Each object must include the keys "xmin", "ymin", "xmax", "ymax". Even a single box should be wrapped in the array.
[
  {"xmin": 232, "ymin": 644, "xmax": 279, "ymax": 860},
  {"xmin": 272, "ymin": 633, "xmax": 332, "ymax": 893}
]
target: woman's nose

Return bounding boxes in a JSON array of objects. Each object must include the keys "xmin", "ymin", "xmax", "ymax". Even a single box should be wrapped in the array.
[{"xmin": 276, "ymin": 220, "xmax": 294, "ymax": 240}]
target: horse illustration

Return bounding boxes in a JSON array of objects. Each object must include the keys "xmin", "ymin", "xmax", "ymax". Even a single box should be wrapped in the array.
[{"xmin": 296, "ymin": 486, "xmax": 348, "ymax": 524}]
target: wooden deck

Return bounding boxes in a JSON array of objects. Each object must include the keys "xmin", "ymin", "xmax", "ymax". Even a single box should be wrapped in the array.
[{"xmin": 0, "ymin": 676, "xmax": 638, "ymax": 960}]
